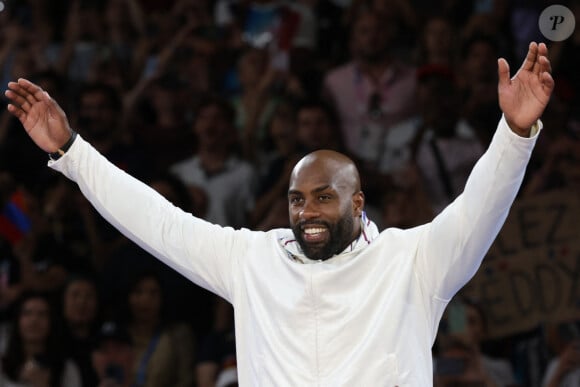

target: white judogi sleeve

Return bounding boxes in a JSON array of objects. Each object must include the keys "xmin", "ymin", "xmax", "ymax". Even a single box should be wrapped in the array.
[
  {"xmin": 49, "ymin": 136, "xmax": 252, "ymax": 301},
  {"xmin": 415, "ymin": 115, "xmax": 541, "ymax": 301}
]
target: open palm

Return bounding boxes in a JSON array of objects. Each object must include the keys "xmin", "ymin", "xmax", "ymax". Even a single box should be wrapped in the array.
[
  {"xmin": 5, "ymin": 78, "xmax": 73, "ymax": 153},
  {"xmin": 498, "ymin": 42, "xmax": 554, "ymax": 136}
]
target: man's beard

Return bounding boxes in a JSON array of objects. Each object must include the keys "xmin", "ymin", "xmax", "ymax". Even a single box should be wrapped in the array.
[{"xmin": 291, "ymin": 214, "xmax": 355, "ymax": 261}]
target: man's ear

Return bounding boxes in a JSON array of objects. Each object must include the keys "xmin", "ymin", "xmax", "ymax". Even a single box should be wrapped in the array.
[{"xmin": 353, "ymin": 191, "xmax": 365, "ymax": 217}]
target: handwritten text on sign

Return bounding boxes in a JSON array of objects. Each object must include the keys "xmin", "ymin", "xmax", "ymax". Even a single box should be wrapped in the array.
[{"xmin": 463, "ymin": 190, "xmax": 580, "ymax": 339}]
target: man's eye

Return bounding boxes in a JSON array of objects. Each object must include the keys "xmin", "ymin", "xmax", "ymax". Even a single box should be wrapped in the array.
[
  {"xmin": 318, "ymin": 195, "xmax": 331, "ymax": 201},
  {"xmin": 289, "ymin": 197, "xmax": 303, "ymax": 205}
]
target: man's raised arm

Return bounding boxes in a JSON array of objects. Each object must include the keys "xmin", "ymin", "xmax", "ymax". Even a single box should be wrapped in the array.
[
  {"xmin": 415, "ymin": 41, "xmax": 555, "ymax": 301},
  {"xmin": 4, "ymin": 79, "xmax": 244, "ymax": 301}
]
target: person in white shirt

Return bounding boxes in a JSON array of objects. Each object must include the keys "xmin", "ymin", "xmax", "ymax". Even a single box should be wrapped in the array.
[
  {"xmin": 541, "ymin": 340, "xmax": 580, "ymax": 387},
  {"xmin": 4, "ymin": 41, "xmax": 554, "ymax": 385}
]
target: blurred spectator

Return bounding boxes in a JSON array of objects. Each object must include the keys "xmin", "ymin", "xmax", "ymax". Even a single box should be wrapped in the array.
[
  {"xmin": 231, "ymin": 47, "xmax": 282, "ymax": 150},
  {"xmin": 0, "ymin": 235, "xmax": 21, "ymax": 322},
  {"xmin": 352, "ymin": 0, "xmax": 419, "ymax": 59},
  {"xmin": 148, "ymin": 171, "xmax": 207, "ymax": 218},
  {"xmin": 40, "ymin": 176, "xmax": 103, "ymax": 274},
  {"xmin": 72, "ymin": 82, "xmax": 150, "ymax": 180},
  {"xmin": 434, "ymin": 335, "xmax": 502, "ymax": 387},
  {"xmin": 464, "ymin": 300, "xmax": 517, "ymax": 386},
  {"xmin": 67, "ymin": 82, "xmax": 153, "ymax": 266},
  {"xmin": 0, "ymin": 291, "xmax": 82, "ymax": 387},
  {"xmin": 0, "ymin": 171, "xmax": 31, "ymax": 248},
  {"xmin": 294, "ymin": 0, "xmax": 347, "ymax": 83},
  {"xmin": 196, "ymin": 297, "xmax": 236, "ymax": 387},
  {"xmin": 12, "ymin": 231, "xmax": 73, "ymax": 296},
  {"xmin": 126, "ymin": 76, "xmax": 197, "ymax": 174},
  {"xmin": 94, "ymin": 173, "xmax": 211, "ymax": 339},
  {"xmin": 457, "ymin": 33, "xmax": 502, "ymax": 146},
  {"xmin": 214, "ymin": 0, "xmax": 303, "ymax": 100},
  {"xmin": 91, "ymin": 320, "xmax": 135, "ymax": 387},
  {"xmin": 61, "ymin": 274, "xmax": 102, "ymax": 387},
  {"xmin": 214, "ymin": 0, "xmax": 315, "ymax": 53},
  {"xmin": 381, "ymin": 165, "xmax": 433, "ymax": 230},
  {"xmin": 414, "ymin": 14, "xmax": 459, "ymax": 68},
  {"xmin": 124, "ymin": 2, "xmax": 217, "ymax": 120},
  {"xmin": 100, "ymin": 0, "xmax": 147, "ymax": 88},
  {"xmin": 322, "ymin": 8, "xmax": 416, "ymax": 167},
  {"xmin": 56, "ymin": 0, "xmax": 108, "ymax": 84},
  {"xmin": 542, "ymin": 340, "xmax": 580, "ymax": 387},
  {"xmin": 409, "ymin": 64, "xmax": 484, "ymax": 214},
  {"xmin": 508, "ymin": 0, "xmax": 545, "ymax": 60},
  {"xmin": 249, "ymin": 101, "xmax": 302, "ymax": 229},
  {"xmin": 215, "ymin": 366, "xmax": 238, "ymax": 387},
  {"xmin": 0, "ymin": 0, "xmax": 52, "ymax": 89},
  {"xmin": 435, "ymin": 299, "xmax": 516, "ymax": 386},
  {"xmin": 528, "ymin": 78, "xmax": 578, "ymax": 160},
  {"xmin": 169, "ymin": 96, "xmax": 259, "ymax": 228},
  {"xmin": 522, "ymin": 135, "xmax": 580, "ymax": 197},
  {"xmin": 295, "ymin": 97, "xmax": 344, "ymax": 153},
  {"xmin": 378, "ymin": 64, "xmax": 484, "ymax": 214},
  {"xmin": 120, "ymin": 269, "xmax": 196, "ymax": 387},
  {"xmin": 229, "ymin": 45, "xmax": 304, "ymax": 160},
  {"xmin": 541, "ymin": 321, "xmax": 580, "ymax": 387}
]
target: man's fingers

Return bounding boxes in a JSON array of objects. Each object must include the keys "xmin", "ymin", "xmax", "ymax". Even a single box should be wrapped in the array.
[
  {"xmin": 497, "ymin": 58, "xmax": 510, "ymax": 88},
  {"xmin": 17, "ymin": 78, "xmax": 46, "ymax": 106},
  {"xmin": 521, "ymin": 41, "xmax": 538, "ymax": 72},
  {"xmin": 538, "ymin": 42, "xmax": 548, "ymax": 58},
  {"xmin": 6, "ymin": 103, "xmax": 25, "ymax": 121},
  {"xmin": 539, "ymin": 55, "xmax": 552, "ymax": 75},
  {"xmin": 541, "ymin": 71, "xmax": 555, "ymax": 96},
  {"xmin": 532, "ymin": 52, "xmax": 541, "ymax": 75},
  {"xmin": 7, "ymin": 80, "xmax": 37, "ymax": 108},
  {"xmin": 5, "ymin": 89, "xmax": 31, "ymax": 112}
]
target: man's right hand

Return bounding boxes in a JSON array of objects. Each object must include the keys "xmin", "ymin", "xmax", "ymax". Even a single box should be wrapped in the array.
[{"xmin": 5, "ymin": 78, "xmax": 74, "ymax": 154}]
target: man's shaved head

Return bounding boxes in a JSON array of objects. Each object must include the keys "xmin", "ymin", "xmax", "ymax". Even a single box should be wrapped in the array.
[
  {"xmin": 288, "ymin": 150, "xmax": 365, "ymax": 261},
  {"xmin": 290, "ymin": 150, "xmax": 361, "ymax": 193}
]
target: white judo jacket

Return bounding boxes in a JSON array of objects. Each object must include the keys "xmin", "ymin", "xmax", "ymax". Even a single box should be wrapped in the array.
[{"xmin": 50, "ymin": 115, "xmax": 540, "ymax": 386}]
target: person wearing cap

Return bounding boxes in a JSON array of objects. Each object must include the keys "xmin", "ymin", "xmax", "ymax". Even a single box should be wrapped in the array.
[
  {"xmin": 91, "ymin": 321, "xmax": 135, "ymax": 387},
  {"xmin": 5, "ymin": 41, "xmax": 553, "ymax": 385}
]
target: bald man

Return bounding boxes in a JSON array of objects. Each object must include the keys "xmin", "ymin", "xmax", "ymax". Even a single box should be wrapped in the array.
[{"xmin": 6, "ymin": 42, "xmax": 554, "ymax": 385}]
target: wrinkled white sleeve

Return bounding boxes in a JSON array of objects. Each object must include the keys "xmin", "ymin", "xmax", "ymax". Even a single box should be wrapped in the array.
[
  {"xmin": 49, "ymin": 136, "xmax": 248, "ymax": 301},
  {"xmin": 416, "ymin": 115, "xmax": 541, "ymax": 301}
]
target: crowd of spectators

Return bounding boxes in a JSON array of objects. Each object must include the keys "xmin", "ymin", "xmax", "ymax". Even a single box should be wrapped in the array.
[{"xmin": 0, "ymin": 0, "xmax": 579, "ymax": 386}]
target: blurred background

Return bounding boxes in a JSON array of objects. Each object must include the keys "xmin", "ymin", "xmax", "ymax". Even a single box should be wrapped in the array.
[{"xmin": 0, "ymin": 0, "xmax": 579, "ymax": 386}]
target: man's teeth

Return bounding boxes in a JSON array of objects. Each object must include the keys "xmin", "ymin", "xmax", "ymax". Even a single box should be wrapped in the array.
[{"xmin": 304, "ymin": 227, "xmax": 326, "ymax": 234}]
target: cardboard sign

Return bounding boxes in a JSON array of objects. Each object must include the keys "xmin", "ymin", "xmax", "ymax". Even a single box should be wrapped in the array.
[{"xmin": 462, "ymin": 190, "xmax": 580, "ymax": 339}]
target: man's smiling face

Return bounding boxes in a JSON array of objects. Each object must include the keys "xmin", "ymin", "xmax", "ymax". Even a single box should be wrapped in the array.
[{"xmin": 288, "ymin": 150, "xmax": 364, "ymax": 261}]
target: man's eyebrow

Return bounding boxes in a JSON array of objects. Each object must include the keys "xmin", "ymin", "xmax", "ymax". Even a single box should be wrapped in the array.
[
  {"xmin": 312, "ymin": 185, "xmax": 331, "ymax": 193},
  {"xmin": 287, "ymin": 185, "xmax": 331, "ymax": 196}
]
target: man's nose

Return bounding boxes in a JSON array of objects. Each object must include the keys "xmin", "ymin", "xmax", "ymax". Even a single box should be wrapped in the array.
[{"xmin": 299, "ymin": 201, "xmax": 320, "ymax": 220}]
